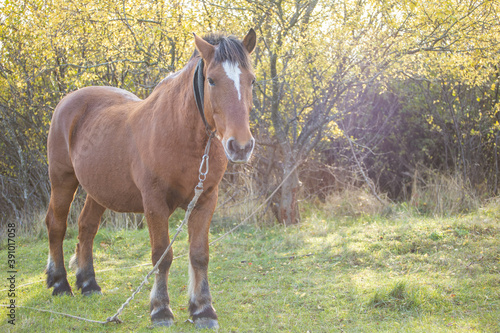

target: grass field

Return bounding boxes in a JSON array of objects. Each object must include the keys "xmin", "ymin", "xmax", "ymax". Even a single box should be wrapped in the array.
[{"xmin": 1, "ymin": 201, "xmax": 499, "ymax": 332}]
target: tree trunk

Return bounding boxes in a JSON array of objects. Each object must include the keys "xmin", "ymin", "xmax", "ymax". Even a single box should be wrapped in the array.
[{"xmin": 277, "ymin": 159, "xmax": 300, "ymax": 226}]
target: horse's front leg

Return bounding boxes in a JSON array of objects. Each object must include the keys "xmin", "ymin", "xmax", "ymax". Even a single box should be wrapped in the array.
[
  {"xmin": 188, "ymin": 190, "xmax": 219, "ymax": 329},
  {"xmin": 144, "ymin": 198, "xmax": 174, "ymax": 327}
]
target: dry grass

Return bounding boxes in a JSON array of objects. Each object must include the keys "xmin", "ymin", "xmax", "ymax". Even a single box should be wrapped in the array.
[
  {"xmin": 213, "ymin": 166, "xmax": 276, "ymax": 231},
  {"xmin": 409, "ymin": 166, "xmax": 481, "ymax": 216},
  {"xmin": 320, "ymin": 185, "xmax": 390, "ymax": 217}
]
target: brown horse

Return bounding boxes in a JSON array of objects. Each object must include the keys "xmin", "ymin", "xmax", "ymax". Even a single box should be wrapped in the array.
[{"xmin": 45, "ymin": 29, "xmax": 257, "ymax": 328}]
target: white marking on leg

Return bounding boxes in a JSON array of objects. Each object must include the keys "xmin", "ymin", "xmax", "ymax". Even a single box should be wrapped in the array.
[
  {"xmin": 193, "ymin": 304, "xmax": 210, "ymax": 316},
  {"xmin": 188, "ymin": 258, "xmax": 211, "ymax": 315},
  {"xmin": 150, "ymin": 278, "xmax": 158, "ymax": 302},
  {"xmin": 69, "ymin": 253, "xmax": 78, "ymax": 271},
  {"xmin": 222, "ymin": 61, "xmax": 242, "ymax": 100},
  {"xmin": 46, "ymin": 254, "xmax": 55, "ymax": 274},
  {"xmin": 46, "ymin": 255, "xmax": 52, "ymax": 268}
]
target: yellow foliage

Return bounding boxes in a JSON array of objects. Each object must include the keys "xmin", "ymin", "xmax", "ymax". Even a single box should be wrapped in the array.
[{"xmin": 1, "ymin": 0, "xmax": 499, "ymax": 207}]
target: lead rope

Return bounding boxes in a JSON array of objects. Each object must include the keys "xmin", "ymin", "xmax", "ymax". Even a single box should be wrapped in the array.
[
  {"xmin": 105, "ymin": 131, "xmax": 216, "ymax": 324},
  {"xmin": 106, "ymin": 58, "xmax": 215, "ymax": 324}
]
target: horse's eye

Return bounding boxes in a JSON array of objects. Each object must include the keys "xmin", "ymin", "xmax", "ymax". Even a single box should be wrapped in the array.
[
  {"xmin": 251, "ymin": 78, "xmax": 256, "ymax": 85},
  {"xmin": 208, "ymin": 78, "xmax": 215, "ymax": 86}
]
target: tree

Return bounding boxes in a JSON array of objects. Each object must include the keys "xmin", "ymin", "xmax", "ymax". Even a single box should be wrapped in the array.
[
  {"xmin": 199, "ymin": 0, "xmax": 500, "ymax": 223},
  {"xmin": 1, "ymin": 0, "xmax": 499, "ymax": 227}
]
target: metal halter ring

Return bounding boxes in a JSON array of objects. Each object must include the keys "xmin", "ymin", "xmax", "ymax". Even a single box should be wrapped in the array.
[{"xmin": 198, "ymin": 153, "xmax": 210, "ymax": 182}]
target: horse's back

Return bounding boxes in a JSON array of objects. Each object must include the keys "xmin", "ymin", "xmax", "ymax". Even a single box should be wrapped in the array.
[
  {"xmin": 52, "ymin": 86, "xmax": 140, "ymax": 127},
  {"xmin": 47, "ymin": 86, "xmax": 144, "ymax": 211},
  {"xmin": 48, "ymin": 86, "xmax": 140, "ymax": 158}
]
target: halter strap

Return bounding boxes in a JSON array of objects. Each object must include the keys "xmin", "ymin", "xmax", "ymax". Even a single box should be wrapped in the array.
[{"xmin": 193, "ymin": 58, "xmax": 214, "ymax": 136}]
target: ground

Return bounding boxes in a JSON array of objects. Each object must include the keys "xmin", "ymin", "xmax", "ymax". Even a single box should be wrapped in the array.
[{"xmin": 0, "ymin": 203, "xmax": 499, "ymax": 332}]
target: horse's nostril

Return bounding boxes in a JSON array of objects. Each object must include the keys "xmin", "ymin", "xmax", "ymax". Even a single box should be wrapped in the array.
[
  {"xmin": 227, "ymin": 138, "xmax": 239, "ymax": 153},
  {"xmin": 243, "ymin": 140, "xmax": 254, "ymax": 154},
  {"xmin": 226, "ymin": 137, "xmax": 254, "ymax": 161}
]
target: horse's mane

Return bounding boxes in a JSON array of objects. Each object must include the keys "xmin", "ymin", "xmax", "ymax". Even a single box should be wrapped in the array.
[
  {"xmin": 192, "ymin": 32, "xmax": 252, "ymax": 70},
  {"xmin": 155, "ymin": 33, "xmax": 251, "ymax": 92}
]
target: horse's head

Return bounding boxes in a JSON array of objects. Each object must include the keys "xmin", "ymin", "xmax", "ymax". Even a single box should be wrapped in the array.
[{"xmin": 194, "ymin": 29, "xmax": 257, "ymax": 163}]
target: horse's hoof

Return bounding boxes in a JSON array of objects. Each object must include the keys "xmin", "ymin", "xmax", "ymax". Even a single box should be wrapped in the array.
[
  {"xmin": 82, "ymin": 290, "xmax": 102, "ymax": 296},
  {"xmin": 151, "ymin": 307, "xmax": 175, "ymax": 327},
  {"xmin": 152, "ymin": 318, "xmax": 174, "ymax": 327},
  {"xmin": 52, "ymin": 280, "xmax": 74, "ymax": 296},
  {"xmin": 76, "ymin": 274, "xmax": 102, "ymax": 296},
  {"xmin": 80, "ymin": 279, "xmax": 102, "ymax": 296},
  {"xmin": 194, "ymin": 318, "xmax": 219, "ymax": 329},
  {"xmin": 52, "ymin": 289, "xmax": 74, "ymax": 296}
]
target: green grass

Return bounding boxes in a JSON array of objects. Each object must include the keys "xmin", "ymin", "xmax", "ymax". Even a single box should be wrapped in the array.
[{"xmin": 1, "ymin": 202, "xmax": 499, "ymax": 332}]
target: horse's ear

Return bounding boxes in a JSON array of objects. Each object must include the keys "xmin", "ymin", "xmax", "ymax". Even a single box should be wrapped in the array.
[
  {"xmin": 242, "ymin": 28, "xmax": 257, "ymax": 54},
  {"xmin": 194, "ymin": 33, "xmax": 215, "ymax": 61}
]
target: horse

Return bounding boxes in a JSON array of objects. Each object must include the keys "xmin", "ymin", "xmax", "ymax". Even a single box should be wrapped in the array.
[{"xmin": 44, "ymin": 29, "xmax": 257, "ymax": 329}]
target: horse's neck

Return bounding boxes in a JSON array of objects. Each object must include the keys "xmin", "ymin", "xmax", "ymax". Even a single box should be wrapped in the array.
[{"xmin": 140, "ymin": 62, "xmax": 208, "ymax": 149}]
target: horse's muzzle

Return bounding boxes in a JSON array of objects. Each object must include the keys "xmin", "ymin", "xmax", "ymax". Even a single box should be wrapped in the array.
[{"xmin": 223, "ymin": 137, "xmax": 255, "ymax": 163}]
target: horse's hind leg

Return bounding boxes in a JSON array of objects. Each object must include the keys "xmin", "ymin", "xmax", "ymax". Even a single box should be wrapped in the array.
[
  {"xmin": 70, "ymin": 194, "xmax": 105, "ymax": 295},
  {"xmin": 45, "ymin": 174, "xmax": 79, "ymax": 296}
]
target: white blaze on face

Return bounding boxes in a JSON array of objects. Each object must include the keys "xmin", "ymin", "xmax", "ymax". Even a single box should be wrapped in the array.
[{"xmin": 222, "ymin": 61, "xmax": 242, "ymax": 100}]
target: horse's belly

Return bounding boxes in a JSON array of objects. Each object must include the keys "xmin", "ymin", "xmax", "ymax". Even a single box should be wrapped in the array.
[
  {"xmin": 72, "ymin": 145, "xmax": 144, "ymax": 213},
  {"xmin": 77, "ymin": 169, "xmax": 144, "ymax": 213},
  {"xmin": 94, "ymin": 193, "xmax": 144, "ymax": 213}
]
